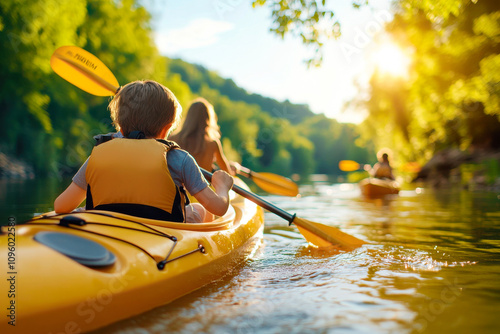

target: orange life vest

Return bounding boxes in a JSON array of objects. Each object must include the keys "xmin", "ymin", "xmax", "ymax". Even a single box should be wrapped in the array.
[{"xmin": 85, "ymin": 138, "xmax": 186, "ymax": 222}]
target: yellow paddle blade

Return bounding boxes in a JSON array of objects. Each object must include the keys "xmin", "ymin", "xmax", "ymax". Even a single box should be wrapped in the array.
[
  {"xmin": 51, "ymin": 45, "xmax": 119, "ymax": 96},
  {"xmin": 295, "ymin": 225, "xmax": 334, "ymax": 248},
  {"xmin": 338, "ymin": 160, "xmax": 361, "ymax": 172},
  {"xmin": 292, "ymin": 216, "xmax": 366, "ymax": 250},
  {"xmin": 251, "ymin": 172, "xmax": 299, "ymax": 197}
]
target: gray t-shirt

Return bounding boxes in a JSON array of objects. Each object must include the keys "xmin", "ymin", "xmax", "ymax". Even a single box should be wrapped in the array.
[{"xmin": 72, "ymin": 133, "xmax": 209, "ymax": 196}]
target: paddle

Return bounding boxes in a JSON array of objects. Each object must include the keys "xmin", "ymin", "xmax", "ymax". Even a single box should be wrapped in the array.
[
  {"xmin": 51, "ymin": 45, "xmax": 119, "ymax": 96},
  {"xmin": 201, "ymin": 169, "xmax": 365, "ymax": 249},
  {"xmin": 339, "ymin": 160, "xmax": 370, "ymax": 172},
  {"xmin": 339, "ymin": 159, "xmax": 421, "ymax": 173},
  {"xmin": 236, "ymin": 165, "xmax": 299, "ymax": 197},
  {"xmin": 50, "ymin": 45, "xmax": 366, "ymax": 249}
]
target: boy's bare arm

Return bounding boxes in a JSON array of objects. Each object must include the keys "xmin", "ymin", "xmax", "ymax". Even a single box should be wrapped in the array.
[
  {"xmin": 54, "ymin": 182, "xmax": 86, "ymax": 213},
  {"xmin": 193, "ymin": 170, "xmax": 234, "ymax": 216}
]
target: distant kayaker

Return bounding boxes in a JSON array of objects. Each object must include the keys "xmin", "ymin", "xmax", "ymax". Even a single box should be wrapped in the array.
[
  {"xmin": 170, "ymin": 98, "xmax": 238, "ymax": 176},
  {"xmin": 54, "ymin": 80, "xmax": 233, "ymax": 223},
  {"xmin": 370, "ymin": 149, "xmax": 395, "ymax": 180}
]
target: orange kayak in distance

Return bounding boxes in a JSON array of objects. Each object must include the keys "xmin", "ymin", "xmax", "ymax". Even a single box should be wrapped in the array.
[{"xmin": 359, "ymin": 178, "xmax": 400, "ymax": 198}]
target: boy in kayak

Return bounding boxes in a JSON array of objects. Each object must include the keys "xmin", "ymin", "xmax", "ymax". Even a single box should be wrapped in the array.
[{"xmin": 54, "ymin": 80, "xmax": 233, "ymax": 223}]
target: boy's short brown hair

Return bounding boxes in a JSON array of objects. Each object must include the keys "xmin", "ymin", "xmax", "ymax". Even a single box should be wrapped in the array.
[{"xmin": 109, "ymin": 80, "xmax": 181, "ymax": 138}]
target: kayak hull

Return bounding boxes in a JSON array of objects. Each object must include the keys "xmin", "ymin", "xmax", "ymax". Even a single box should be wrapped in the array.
[
  {"xmin": 0, "ymin": 186, "xmax": 264, "ymax": 333},
  {"xmin": 359, "ymin": 178, "xmax": 400, "ymax": 198}
]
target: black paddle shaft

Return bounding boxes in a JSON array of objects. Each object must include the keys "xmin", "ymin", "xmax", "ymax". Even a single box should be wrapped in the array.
[{"xmin": 201, "ymin": 168, "xmax": 295, "ymax": 223}]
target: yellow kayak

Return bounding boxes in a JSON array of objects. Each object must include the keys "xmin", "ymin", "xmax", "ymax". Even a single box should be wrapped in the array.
[
  {"xmin": 359, "ymin": 177, "xmax": 400, "ymax": 198},
  {"xmin": 0, "ymin": 182, "xmax": 264, "ymax": 333}
]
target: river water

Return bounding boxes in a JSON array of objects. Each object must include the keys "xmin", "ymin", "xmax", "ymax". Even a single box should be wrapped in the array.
[{"xmin": 2, "ymin": 178, "xmax": 500, "ymax": 333}]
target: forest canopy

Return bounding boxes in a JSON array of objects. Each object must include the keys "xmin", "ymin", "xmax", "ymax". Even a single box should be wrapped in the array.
[
  {"xmin": 0, "ymin": 0, "xmax": 371, "ymax": 178},
  {"xmin": 2, "ymin": 0, "xmax": 496, "ymax": 180},
  {"xmin": 256, "ymin": 0, "xmax": 500, "ymax": 168},
  {"xmin": 353, "ymin": 0, "xmax": 500, "ymax": 165}
]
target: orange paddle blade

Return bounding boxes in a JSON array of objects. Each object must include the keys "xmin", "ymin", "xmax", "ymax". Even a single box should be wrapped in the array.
[{"xmin": 339, "ymin": 160, "xmax": 361, "ymax": 172}]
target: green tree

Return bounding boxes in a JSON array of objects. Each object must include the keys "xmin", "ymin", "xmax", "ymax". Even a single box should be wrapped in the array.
[
  {"xmin": 0, "ymin": 0, "xmax": 180, "ymax": 175},
  {"xmin": 252, "ymin": 0, "xmax": 342, "ymax": 66},
  {"xmin": 167, "ymin": 55, "xmax": 370, "ymax": 176},
  {"xmin": 0, "ymin": 0, "xmax": 87, "ymax": 173},
  {"xmin": 354, "ymin": 0, "xmax": 500, "ymax": 165},
  {"xmin": 0, "ymin": 0, "xmax": 374, "ymax": 179},
  {"xmin": 298, "ymin": 114, "xmax": 373, "ymax": 174},
  {"xmin": 167, "ymin": 58, "xmax": 315, "ymax": 124}
]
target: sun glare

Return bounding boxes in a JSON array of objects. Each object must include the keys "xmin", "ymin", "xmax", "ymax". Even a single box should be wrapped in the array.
[{"xmin": 371, "ymin": 42, "xmax": 410, "ymax": 77}]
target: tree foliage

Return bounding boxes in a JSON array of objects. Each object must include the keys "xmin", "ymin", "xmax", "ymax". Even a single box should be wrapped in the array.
[
  {"xmin": 0, "ymin": 0, "xmax": 87, "ymax": 174},
  {"xmin": 168, "ymin": 58, "xmax": 315, "ymax": 124},
  {"xmin": 252, "ymin": 0, "xmax": 342, "ymax": 66},
  {"xmin": 354, "ymin": 0, "xmax": 500, "ymax": 165},
  {"xmin": 0, "ymin": 0, "xmax": 372, "ymax": 179},
  {"xmin": 298, "ymin": 114, "xmax": 373, "ymax": 174},
  {"xmin": 166, "ymin": 58, "xmax": 370, "ymax": 176},
  {"xmin": 257, "ymin": 0, "xmax": 499, "ymax": 167},
  {"xmin": 0, "ymin": 0, "xmax": 167, "ymax": 175}
]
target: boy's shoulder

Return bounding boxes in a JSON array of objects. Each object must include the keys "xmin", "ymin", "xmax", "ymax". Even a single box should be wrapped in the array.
[
  {"xmin": 167, "ymin": 146, "xmax": 190, "ymax": 160},
  {"xmin": 156, "ymin": 139, "xmax": 180, "ymax": 151}
]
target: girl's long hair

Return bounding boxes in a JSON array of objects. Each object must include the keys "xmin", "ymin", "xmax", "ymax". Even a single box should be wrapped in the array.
[{"xmin": 171, "ymin": 98, "xmax": 220, "ymax": 156}]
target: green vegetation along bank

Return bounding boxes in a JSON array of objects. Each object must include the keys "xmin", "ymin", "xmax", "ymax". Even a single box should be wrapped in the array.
[{"xmin": 0, "ymin": 0, "xmax": 372, "ymax": 179}]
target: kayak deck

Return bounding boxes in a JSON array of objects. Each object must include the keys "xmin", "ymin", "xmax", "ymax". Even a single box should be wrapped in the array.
[{"xmin": 0, "ymin": 187, "xmax": 264, "ymax": 333}]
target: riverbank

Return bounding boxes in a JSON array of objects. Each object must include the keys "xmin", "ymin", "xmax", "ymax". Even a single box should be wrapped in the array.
[
  {"xmin": 413, "ymin": 148, "xmax": 500, "ymax": 190},
  {"xmin": 3, "ymin": 148, "xmax": 500, "ymax": 192}
]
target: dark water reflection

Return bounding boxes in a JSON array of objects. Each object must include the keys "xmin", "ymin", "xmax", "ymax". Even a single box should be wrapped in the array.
[
  {"xmin": 0, "ymin": 177, "xmax": 67, "ymax": 223},
  {"xmin": 2, "ymin": 178, "xmax": 500, "ymax": 333}
]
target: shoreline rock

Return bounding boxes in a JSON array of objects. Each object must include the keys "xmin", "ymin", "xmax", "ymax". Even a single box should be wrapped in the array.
[
  {"xmin": 413, "ymin": 148, "xmax": 500, "ymax": 190},
  {"xmin": 0, "ymin": 152, "xmax": 35, "ymax": 179}
]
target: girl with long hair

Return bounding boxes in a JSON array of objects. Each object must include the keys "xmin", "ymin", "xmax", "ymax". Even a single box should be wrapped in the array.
[{"xmin": 171, "ymin": 98, "xmax": 236, "ymax": 175}]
